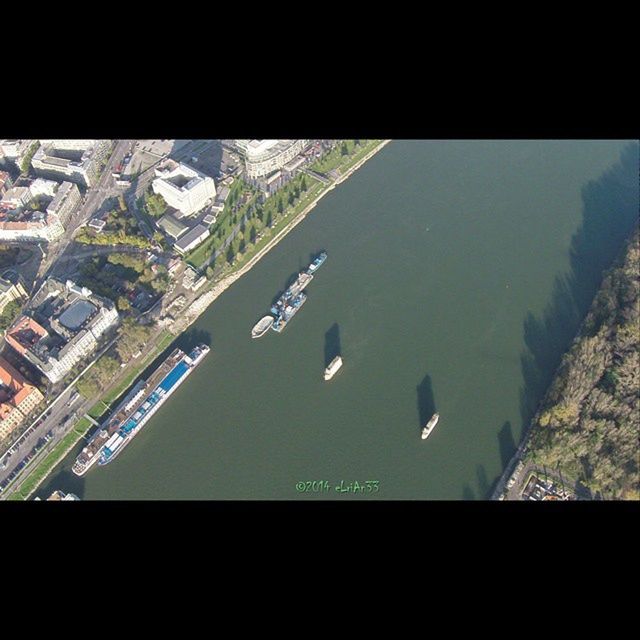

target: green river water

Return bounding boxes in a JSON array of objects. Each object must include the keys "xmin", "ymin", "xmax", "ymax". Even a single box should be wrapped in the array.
[{"xmin": 38, "ymin": 140, "xmax": 638, "ymax": 500}]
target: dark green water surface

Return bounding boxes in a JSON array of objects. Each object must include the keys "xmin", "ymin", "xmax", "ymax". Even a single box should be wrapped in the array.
[{"xmin": 39, "ymin": 140, "xmax": 639, "ymax": 499}]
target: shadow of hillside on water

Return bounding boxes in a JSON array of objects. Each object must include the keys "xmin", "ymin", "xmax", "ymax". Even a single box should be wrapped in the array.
[{"xmin": 515, "ymin": 142, "xmax": 639, "ymax": 474}]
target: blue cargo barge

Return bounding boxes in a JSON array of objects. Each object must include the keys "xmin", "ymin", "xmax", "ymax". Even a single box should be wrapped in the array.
[
  {"xmin": 269, "ymin": 252, "xmax": 327, "ymax": 333},
  {"xmin": 97, "ymin": 344, "xmax": 210, "ymax": 466}
]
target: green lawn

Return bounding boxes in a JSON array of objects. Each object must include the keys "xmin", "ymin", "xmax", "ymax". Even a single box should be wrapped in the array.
[
  {"xmin": 216, "ymin": 176, "xmax": 324, "ymax": 278},
  {"xmin": 334, "ymin": 140, "xmax": 383, "ymax": 174},
  {"xmin": 309, "ymin": 140, "xmax": 381, "ymax": 175},
  {"xmin": 186, "ymin": 181, "xmax": 256, "ymax": 270},
  {"xmin": 186, "ymin": 144, "xmax": 382, "ymax": 272}
]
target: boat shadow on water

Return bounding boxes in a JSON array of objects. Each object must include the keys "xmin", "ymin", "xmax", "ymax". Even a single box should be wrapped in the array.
[
  {"xmin": 416, "ymin": 374, "xmax": 436, "ymax": 434},
  {"xmin": 324, "ymin": 323, "xmax": 342, "ymax": 368}
]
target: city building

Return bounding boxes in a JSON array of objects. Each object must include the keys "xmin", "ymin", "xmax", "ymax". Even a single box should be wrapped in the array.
[
  {"xmin": 0, "ymin": 357, "xmax": 44, "ymax": 440},
  {"xmin": 182, "ymin": 266, "xmax": 207, "ymax": 291},
  {"xmin": 0, "ymin": 179, "xmax": 79, "ymax": 242},
  {"xmin": 46, "ymin": 181, "xmax": 81, "ymax": 227},
  {"xmin": 1, "ymin": 186, "xmax": 31, "ymax": 209},
  {"xmin": 32, "ymin": 140, "xmax": 111, "ymax": 187},
  {"xmin": 0, "ymin": 276, "xmax": 28, "ymax": 314},
  {"xmin": 5, "ymin": 278, "xmax": 119, "ymax": 384},
  {"xmin": 234, "ymin": 139, "xmax": 309, "ymax": 180},
  {"xmin": 152, "ymin": 160, "xmax": 216, "ymax": 217},
  {"xmin": 165, "ymin": 257, "xmax": 182, "ymax": 277},
  {"xmin": 202, "ymin": 212, "xmax": 217, "ymax": 226},
  {"xmin": 157, "ymin": 213, "xmax": 188, "ymax": 240},
  {"xmin": 282, "ymin": 155, "xmax": 306, "ymax": 175},
  {"xmin": 264, "ymin": 170, "xmax": 284, "ymax": 196},
  {"xmin": 0, "ymin": 139, "xmax": 35, "ymax": 169},
  {"xmin": 88, "ymin": 218, "xmax": 106, "ymax": 233},
  {"xmin": 0, "ymin": 170, "xmax": 12, "ymax": 196},
  {"xmin": 173, "ymin": 224, "xmax": 210, "ymax": 254}
]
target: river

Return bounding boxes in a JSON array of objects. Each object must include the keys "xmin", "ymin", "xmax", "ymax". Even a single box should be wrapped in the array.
[{"xmin": 38, "ymin": 140, "xmax": 639, "ymax": 499}]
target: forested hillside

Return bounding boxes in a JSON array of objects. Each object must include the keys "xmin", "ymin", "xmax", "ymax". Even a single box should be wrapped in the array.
[{"xmin": 527, "ymin": 229, "xmax": 639, "ymax": 499}]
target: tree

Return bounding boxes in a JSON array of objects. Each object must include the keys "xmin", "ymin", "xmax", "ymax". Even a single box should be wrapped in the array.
[
  {"xmin": 256, "ymin": 206, "xmax": 264, "ymax": 222},
  {"xmin": 249, "ymin": 226, "xmax": 257, "ymax": 244},
  {"xmin": 277, "ymin": 199, "xmax": 284, "ymax": 214},
  {"xmin": 226, "ymin": 244, "xmax": 235, "ymax": 265},
  {"xmin": 301, "ymin": 176, "xmax": 308, "ymax": 192},
  {"xmin": 108, "ymin": 253, "xmax": 145, "ymax": 272},
  {"xmin": 115, "ymin": 320, "xmax": 153, "ymax": 363},
  {"xmin": 117, "ymin": 296, "xmax": 131, "ymax": 311},
  {"xmin": 240, "ymin": 219, "xmax": 246, "ymax": 233},
  {"xmin": 205, "ymin": 266, "xmax": 214, "ymax": 279},
  {"xmin": 239, "ymin": 238, "xmax": 246, "ymax": 254},
  {"xmin": 145, "ymin": 192, "xmax": 167, "ymax": 217},
  {"xmin": 77, "ymin": 356, "xmax": 120, "ymax": 398},
  {"xmin": 288, "ymin": 191, "xmax": 295, "ymax": 206},
  {"xmin": 266, "ymin": 211, "xmax": 273, "ymax": 228},
  {"xmin": 341, "ymin": 141, "xmax": 349, "ymax": 156},
  {"xmin": 293, "ymin": 186, "xmax": 300, "ymax": 199},
  {"xmin": 0, "ymin": 300, "xmax": 22, "ymax": 332},
  {"xmin": 118, "ymin": 195, "xmax": 127, "ymax": 212},
  {"xmin": 20, "ymin": 141, "xmax": 40, "ymax": 174}
]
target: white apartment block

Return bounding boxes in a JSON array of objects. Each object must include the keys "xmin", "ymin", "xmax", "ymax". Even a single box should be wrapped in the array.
[
  {"xmin": 32, "ymin": 140, "xmax": 112, "ymax": 187},
  {"xmin": 0, "ymin": 179, "xmax": 79, "ymax": 242},
  {"xmin": 0, "ymin": 277, "xmax": 28, "ymax": 314},
  {"xmin": 152, "ymin": 161, "xmax": 216, "ymax": 217},
  {"xmin": 0, "ymin": 216, "xmax": 64, "ymax": 242},
  {"xmin": 46, "ymin": 181, "xmax": 81, "ymax": 226},
  {"xmin": 0, "ymin": 139, "xmax": 35, "ymax": 168},
  {"xmin": 5, "ymin": 279, "xmax": 120, "ymax": 384},
  {"xmin": 235, "ymin": 140, "xmax": 309, "ymax": 179}
]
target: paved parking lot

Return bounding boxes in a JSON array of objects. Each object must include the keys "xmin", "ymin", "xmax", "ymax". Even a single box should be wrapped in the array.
[{"xmin": 125, "ymin": 140, "xmax": 193, "ymax": 177}]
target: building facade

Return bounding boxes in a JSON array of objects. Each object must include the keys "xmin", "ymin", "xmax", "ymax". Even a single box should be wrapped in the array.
[
  {"xmin": 234, "ymin": 140, "xmax": 309, "ymax": 180},
  {"xmin": 0, "ymin": 179, "xmax": 80, "ymax": 242},
  {"xmin": 152, "ymin": 161, "xmax": 216, "ymax": 217},
  {"xmin": 46, "ymin": 181, "xmax": 81, "ymax": 227},
  {"xmin": 5, "ymin": 279, "xmax": 119, "ymax": 384},
  {"xmin": 0, "ymin": 170, "xmax": 12, "ymax": 196},
  {"xmin": 174, "ymin": 224, "xmax": 210, "ymax": 254},
  {"xmin": 0, "ymin": 357, "xmax": 44, "ymax": 439},
  {"xmin": 32, "ymin": 140, "xmax": 112, "ymax": 187},
  {"xmin": 0, "ymin": 277, "xmax": 28, "ymax": 314},
  {"xmin": 0, "ymin": 139, "xmax": 35, "ymax": 169}
]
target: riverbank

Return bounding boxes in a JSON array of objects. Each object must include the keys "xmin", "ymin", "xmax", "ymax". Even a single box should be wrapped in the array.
[
  {"xmin": 493, "ymin": 224, "xmax": 640, "ymax": 500},
  {"xmin": 172, "ymin": 140, "xmax": 391, "ymax": 334},
  {"xmin": 7, "ymin": 140, "xmax": 391, "ymax": 499}
]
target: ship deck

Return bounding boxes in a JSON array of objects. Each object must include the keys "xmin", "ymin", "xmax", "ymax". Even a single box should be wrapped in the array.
[{"xmin": 74, "ymin": 348, "xmax": 185, "ymax": 466}]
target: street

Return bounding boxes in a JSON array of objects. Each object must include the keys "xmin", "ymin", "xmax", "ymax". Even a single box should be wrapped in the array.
[
  {"xmin": 33, "ymin": 140, "xmax": 134, "ymax": 291},
  {"xmin": 0, "ymin": 330, "xmax": 125, "ymax": 497}
]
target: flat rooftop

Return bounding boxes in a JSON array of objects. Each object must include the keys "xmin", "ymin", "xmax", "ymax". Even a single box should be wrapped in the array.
[{"xmin": 58, "ymin": 299, "xmax": 97, "ymax": 330}]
